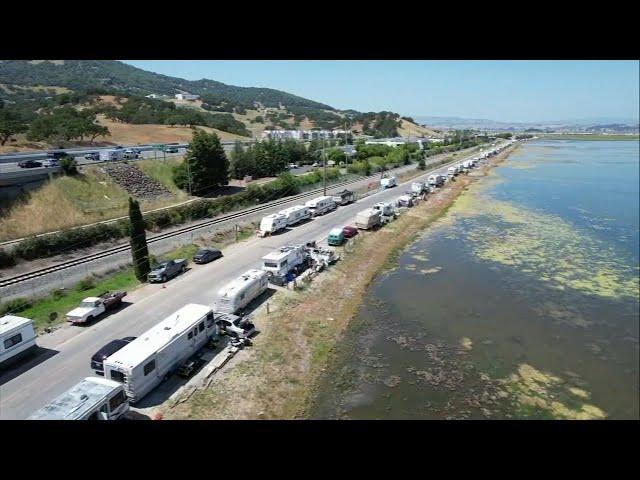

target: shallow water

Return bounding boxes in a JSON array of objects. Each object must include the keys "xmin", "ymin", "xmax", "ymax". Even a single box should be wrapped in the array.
[{"xmin": 310, "ymin": 140, "xmax": 639, "ymax": 420}]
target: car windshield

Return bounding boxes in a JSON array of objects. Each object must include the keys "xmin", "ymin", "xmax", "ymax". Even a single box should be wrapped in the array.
[
  {"xmin": 80, "ymin": 301, "xmax": 96, "ymax": 308},
  {"xmin": 196, "ymin": 250, "xmax": 209, "ymax": 256},
  {"xmin": 156, "ymin": 262, "xmax": 168, "ymax": 268}
]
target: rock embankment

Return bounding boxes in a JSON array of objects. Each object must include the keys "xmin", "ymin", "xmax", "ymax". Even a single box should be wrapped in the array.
[{"xmin": 102, "ymin": 163, "xmax": 174, "ymax": 200}]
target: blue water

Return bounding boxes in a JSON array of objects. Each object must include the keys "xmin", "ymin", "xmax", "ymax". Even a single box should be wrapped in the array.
[{"xmin": 310, "ymin": 140, "xmax": 640, "ymax": 420}]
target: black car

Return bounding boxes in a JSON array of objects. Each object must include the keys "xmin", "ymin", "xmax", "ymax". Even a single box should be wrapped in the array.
[
  {"xmin": 84, "ymin": 152, "xmax": 100, "ymax": 161},
  {"xmin": 90, "ymin": 337, "xmax": 136, "ymax": 375},
  {"xmin": 193, "ymin": 248, "xmax": 223, "ymax": 264},
  {"xmin": 165, "ymin": 147, "xmax": 179, "ymax": 153},
  {"xmin": 18, "ymin": 160, "xmax": 42, "ymax": 168}
]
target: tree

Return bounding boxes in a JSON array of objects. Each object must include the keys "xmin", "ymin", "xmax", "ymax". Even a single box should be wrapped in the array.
[
  {"xmin": 418, "ymin": 158, "xmax": 426, "ymax": 170},
  {"xmin": 59, "ymin": 155, "xmax": 78, "ymax": 175},
  {"xmin": 128, "ymin": 197, "xmax": 150, "ymax": 282},
  {"xmin": 174, "ymin": 130, "xmax": 229, "ymax": 195},
  {"xmin": 0, "ymin": 107, "xmax": 28, "ymax": 145}
]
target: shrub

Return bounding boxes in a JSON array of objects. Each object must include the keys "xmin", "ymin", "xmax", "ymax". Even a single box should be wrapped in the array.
[
  {"xmin": 76, "ymin": 276, "xmax": 95, "ymax": 291},
  {"xmin": 0, "ymin": 297, "xmax": 32, "ymax": 316},
  {"xmin": 0, "ymin": 248, "xmax": 16, "ymax": 268},
  {"xmin": 50, "ymin": 288, "xmax": 67, "ymax": 300},
  {"xmin": 60, "ymin": 155, "xmax": 78, "ymax": 175}
]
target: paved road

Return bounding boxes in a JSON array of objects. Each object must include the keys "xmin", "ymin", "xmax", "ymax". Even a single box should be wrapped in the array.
[{"xmin": 0, "ymin": 151, "xmax": 488, "ymax": 420}]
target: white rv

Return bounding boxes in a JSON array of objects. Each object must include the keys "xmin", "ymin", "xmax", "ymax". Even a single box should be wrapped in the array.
[
  {"xmin": 278, "ymin": 205, "xmax": 311, "ymax": 226},
  {"xmin": 28, "ymin": 377, "xmax": 129, "ymax": 420},
  {"xmin": 411, "ymin": 181, "xmax": 427, "ymax": 195},
  {"xmin": 355, "ymin": 208, "xmax": 382, "ymax": 230},
  {"xmin": 372, "ymin": 202, "xmax": 395, "ymax": 217},
  {"xmin": 99, "ymin": 149, "xmax": 125, "ymax": 162},
  {"xmin": 258, "ymin": 213, "xmax": 288, "ymax": 237},
  {"xmin": 447, "ymin": 166, "xmax": 457, "ymax": 177},
  {"xmin": 428, "ymin": 174, "xmax": 445, "ymax": 187},
  {"xmin": 217, "ymin": 269, "xmax": 269, "ymax": 314},
  {"xmin": 103, "ymin": 304, "xmax": 217, "ymax": 403},
  {"xmin": 305, "ymin": 196, "xmax": 336, "ymax": 217},
  {"xmin": 261, "ymin": 245, "xmax": 308, "ymax": 280},
  {"xmin": 0, "ymin": 315, "xmax": 37, "ymax": 368},
  {"xmin": 380, "ymin": 176, "xmax": 397, "ymax": 189}
]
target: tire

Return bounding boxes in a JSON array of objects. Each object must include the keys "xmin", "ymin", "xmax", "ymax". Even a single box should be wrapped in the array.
[
  {"xmin": 86, "ymin": 316, "xmax": 93, "ymax": 324},
  {"xmin": 181, "ymin": 265, "xmax": 186, "ymax": 273},
  {"xmin": 162, "ymin": 275, "xmax": 167, "ymax": 283}
]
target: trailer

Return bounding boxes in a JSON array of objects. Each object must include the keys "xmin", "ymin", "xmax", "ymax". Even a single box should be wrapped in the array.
[
  {"xmin": 428, "ymin": 174, "xmax": 445, "ymax": 187},
  {"xmin": 380, "ymin": 176, "xmax": 397, "ymax": 189},
  {"xmin": 0, "ymin": 315, "xmax": 37, "ymax": 369},
  {"xmin": 411, "ymin": 182, "xmax": 427, "ymax": 195},
  {"xmin": 355, "ymin": 208, "xmax": 382, "ymax": 230},
  {"xmin": 261, "ymin": 245, "xmax": 309, "ymax": 284},
  {"xmin": 99, "ymin": 149, "xmax": 125, "ymax": 162},
  {"xmin": 216, "ymin": 270, "xmax": 269, "ymax": 314},
  {"xmin": 305, "ymin": 196, "xmax": 336, "ymax": 217},
  {"xmin": 258, "ymin": 213, "xmax": 288, "ymax": 237},
  {"xmin": 103, "ymin": 304, "xmax": 217, "ymax": 403},
  {"xmin": 397, "ymin": 195, "xmax": 414, "ymax": 208},
  {"xmin": 28, "ymin": 377, "xmax": 129, "ymax": 420},
  {"xmin": 278, "ymin": 205, "xmax": 311, "ymax": 226},
  {"xmin": 372, "ymin": 202, "xmax": 395, "ymax": 217},
  {"xmin": 331, "ymin": 189, "xmax": 355, "ymax": 206}
]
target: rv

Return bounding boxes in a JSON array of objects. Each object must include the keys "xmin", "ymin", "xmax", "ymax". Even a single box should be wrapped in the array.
[
  {"xmin": 305, "ymin": 196, "xmax": 336, "ymax": 217},
  {"xmin": 327, "ymin": 227, "xmax": 345, "ymax": 246},
  {"xmin": 372, "ymin": 202, "xmax": 395, "ymax": 217},
  {"xmin": 217, "ymin": 270, "xmax": 269, "ymax": 314},
  {"xmin": 103, "ymin": 304, "xmax": 217, "ymax": 403},
  {"xmin": 0, "ymin": 315, "xmax": 37, "ymax": 368},
  {"xmin": 261, "ymin": 245, "xmax": 308, "ymax": 283},
  {"xmin": 380, "ymin": 176, "xmax": 397, "ymax": 189},
  {"xmin": 258, "ymin": 213, "xmax": 288, "ymax": 237},
  {"xmin": 278, "ymin": 205, "xmax": 311, "ymax": 226},
  {"xmin": 447, "ymin": 166, "xmax": 457, "ymax": 177},
  {"xmin": 355, "ymin": 208, "xmax": 382, "ymax": 230},
  {"xmin": 428, "ymin": 174, "xmax": 445, "ymax": 187},
  {"xmin": 411, "ymin": 182, "xmax": 427, "ymax": 195},
  {"xmin": 28, "ymin": 377, "xmax": 129, "ymax": 420},
  {"xmin": 99, "ymin": 149, "xmax": 125, "ymax": 162},
  {"xmin": 331, "ymin": 189, "xmax": 355, "ymax": 206},
  {"xmin": 397, "ymin": 195, "xmax": 414, "ymax": 208}
]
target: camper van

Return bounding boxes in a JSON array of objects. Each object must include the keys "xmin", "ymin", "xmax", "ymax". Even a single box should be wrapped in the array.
[
  {"xmin": 305, "ymin": 196, "xmax": 336, "ymax": 217},
  {"xmin": 258, "ymin": 213, "xmax": 288, "ymax": 237},
  {"xmin": 99, "ymin": 149, "xmax": 125, "ymax": 162},
  {"xmin": 261, "ymin": 245, "xmax": 308, "ymax": 282},
  {"xmin": 0, "ymin": 315, "xmax": 37, "ymax": 368},
  {"xmin": 331, "ymin": 189, "xmax": 355, "ymax": 206},
  {"xmin": 327, "ymin": 227, "xmax": 345, "ymax": 246},
  {"xmin": 428, "ymin": 174, "xmax": 445, "ymax": 187},
  {"xmin": 355, "ymin": 208, "xmax": 382, "ymax": 230},
  {"xmin": 278, "ymin": 205, "xmax": 311, "ymax": 226},
  {"xmin": 447, "ymin": 166, "xmax": 457, "ymax": 177},
  {"xmin": 380, "ymin": 176, "xmax": 397, "ymax": 189},
  {"xmin": 103, "ymin": 304, "xmax": 217, "ymax": 403},
  {"xmin": 217, "ymin": 270, "xmax": 269, "ymax": 314},
  {"xmin": 372, "ymin": 202, "xmax": 394, "ymax": 217},
  {"xmin": 411, "ymin": 182, "xmax": 427, "ymax": 195},
  {"xmin": 28, "ymin": 377, "xmax": 129, "ymax": 420}
]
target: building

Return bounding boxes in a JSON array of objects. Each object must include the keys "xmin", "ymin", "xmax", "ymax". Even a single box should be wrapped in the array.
[
  {"xmin": 175, "ymin": 93, "xmax": 200, "ymax": 101},
  {"xmin": 145, "ymin": 94, "xmax": 161, "ymax": 99}
]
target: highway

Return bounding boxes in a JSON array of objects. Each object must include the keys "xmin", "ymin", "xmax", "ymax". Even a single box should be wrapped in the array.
[{"xmin": 0, "ymin": 153, "xmax": 485, "ymax": 420}]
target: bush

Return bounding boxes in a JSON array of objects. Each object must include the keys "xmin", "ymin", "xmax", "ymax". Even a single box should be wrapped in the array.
[
  {"xmin": 60, "ymin": 155, "xmax": 78, "ymax": 175},
  {"xmin": 76, "ymin": 276, "xmax": 96, "ymax": 291},
  {"xmin": 0, "ymin": 248, "xmax": 16, "ymax": 268},
  {"xmin": 50, "ymin": 288, "xmax": 67, "ymax": 300},
  {"xmin": 0, "ymin": 297, "xmax": 32, "ymax": 316}
]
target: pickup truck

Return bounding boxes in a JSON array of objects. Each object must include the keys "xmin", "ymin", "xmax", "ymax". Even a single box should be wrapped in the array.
[
  {"xmin": 148, "ymin": 259, "xmax": 188, "ymax": 283},
  {"xmin": 65, "ymin": 291, "xmax": 127, "ymax": 324}
]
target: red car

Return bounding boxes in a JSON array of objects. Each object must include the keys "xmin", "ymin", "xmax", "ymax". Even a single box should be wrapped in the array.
[{"xmin": 342, "ymin": 225, "xmax": 358, "ymax": 238}]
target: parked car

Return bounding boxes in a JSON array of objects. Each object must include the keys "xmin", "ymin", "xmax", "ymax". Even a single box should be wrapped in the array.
[
  {"xmin": 288, "ymin": 163, "xmax": 298, "ymax": 169},
  {"xmin": 148, "ymin": 258, "xmax": 188, "ymax": 283},
  {"xmin": 216, "ymin": 313, "xmax": 257, "ymax": 339},
  {"xmin": 193, "ymin": 248, "xmax": 223, "ymax": 264},
  {"xmin": 311, "ymin": 162, "xmax": 320, "ymax": 167},
  {"xmin": 165, "ymin": 147, "xmax": 179, "ymax": 153},
  {"xmin": 46, "ymin": 151, "xmax": 67, "ymax": 159},
  {"xmin": 42, "ymin": 158, "xmax": 60, "ymax": 168},
  {"xmin": 342, "ymin": 225, "xmax": 359, "ymax": 238},
  {"xmin": 328, "ymin": 227, "xmax": 345, "ymax": 246},
  {"xmin": 17, "ymin": 160, "xmax": 42, "ymax": 168},
  {"xmin": 84, "ymin": 152, "xmax": 100, "ymax": 161},
  {"xmin": 90, "ymin": 337, "xmax": 137, "ymax": 376},
  {"xmin": 123, "ymin": 149, "xmax": 141, "ymax": 159}
]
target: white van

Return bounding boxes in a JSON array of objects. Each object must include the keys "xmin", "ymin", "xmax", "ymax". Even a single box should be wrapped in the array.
[
  {"xmin": 380, "ymin": 176, "xmax": 397, "ymax": 189},
  {"xmin": 0, "ymin": 315, "xmax": 37, "ymax": 368},
  {"xmin": 278, "ymin": 205, "xmax": 311, "ymax": 226},
  {"xmin": 217, "ymin": 270, "xmax": 269, "ymax": 314},
  {"xmin": 258, "ymin": 213, "xmax": 288, "ymax": 237},
  {"xmin": 305, "ymin": 196, "xmax": 336, "ymax": 217}
]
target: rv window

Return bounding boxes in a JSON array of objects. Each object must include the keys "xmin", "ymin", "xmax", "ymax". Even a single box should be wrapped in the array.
[
  {"xmin": 280, "ymin": 260, "xmax": 288, "ymax": 268},
  {"xmin": 193, "ymin": 327, "xmax": 198, "ymax": 337},
  {"xmin": 206, "ymin": 312, "xmax": 214, "ymax": 323},
  {"xmin": 207, "ymin": 316, "xmax": 214, "ymax": 328},
  {"xmin": 110, "ymin": 370, "xmax": 125, "ymax": 383},
  {"xmin": 188, "ymin": 331, "xmax": 193, "ymax": 340},
  {"xmin": 3, "ymin": 333, "xmax": 23, "ymax": 349},
  {"xmin": 264, "ymin": 262, "xmax": 278, "ymax": 268},
  {"xmin": 143, "ymin": 360, "xmax": 156, "ymax": 376},
  {"xmin": 87, "ymin": 411, "xmax": 100, "ymax": 421},
  {"xmin": 239, "ymin": 293, "xmax": 245, "ymax": 300},
  {"xmin": 109, "ymin": 390, "xmax": 126, "ymax": 411},
  {"xmin": 198, "ymin": 322, "xmax": 205, "ymax": 332}
]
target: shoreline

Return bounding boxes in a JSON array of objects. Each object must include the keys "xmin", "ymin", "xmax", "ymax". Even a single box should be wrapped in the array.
[{"xmin": 163, "ymin": 146, "xmax": 518, "ymax": 420}]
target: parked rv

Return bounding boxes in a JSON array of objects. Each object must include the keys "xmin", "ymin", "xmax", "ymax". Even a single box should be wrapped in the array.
[
  {"xmin": 328, "ymin": 227, "xmax": 345, "ymax": 246},
  {"xmin": 28, "ymin": 377, "xmax": 130, "ymax": 420},
  {"xmin": 100, "ymin": 149, "xmax": 125, "ymax": 162},
  {"xmin": 380, "ymin": 176, "xmax": 397, "ymax": 189},
  {"xmin": 217, "ymin": 270, "xmax": 269, "ymax": 314},
  {"xmin": 355, "ymin": 208, "xmax": 382, "ymax": 230},
  {"xmin": 258, "ymin": 213, "xmax": 288, "ymax": 237},
  {"xmin": 0, "ymin": 315, "xmax": 37, "ymax": 368},
  {"xmin": 397, "ymin": 195, "xmax": 414, "ymax": 208},
  {"xmin": 411, "ymin": 182, "xmax": 427, "ymax": 195},
  {"xmin": 447, "ymin": 166, "xmax": 457, "ymax": 177},
  {"xmin": 332, "ymin": 189, "xmax": 355, "ymax": 206},
  {"xmin": 103, "ymin": 304, "xmax": 217, "ymax": 403},
  {"xmin": 65, "ymin": 291, "xmax": 127, "ymax": 324},
  {"xmin": 278, "ymin": 205, "xmax": 311, "ymax": 226},
  {"xmin": 305, "ymin": 196, "xmax": 336, "ymax": 217},
  {"xmin": 261, "ymin": 245, "xmax": 308, "ymax": 284},
  {"xmin": 428, "ymin": 174, "xmax": 445, "ymax": 187},
  {"xmin": 372, "ymin": 202, "xmax": 395, "ymax": 217}
]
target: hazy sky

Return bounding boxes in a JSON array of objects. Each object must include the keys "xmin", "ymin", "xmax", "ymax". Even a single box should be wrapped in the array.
[{"xmin": 122, "ymin": 60, "xmax": 639, "ymax": 123}]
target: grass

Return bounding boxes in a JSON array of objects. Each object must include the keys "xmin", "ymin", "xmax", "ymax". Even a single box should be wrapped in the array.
[{"xmin": 137, "ymin": 158, "xmax": 188, "ymax": 197}]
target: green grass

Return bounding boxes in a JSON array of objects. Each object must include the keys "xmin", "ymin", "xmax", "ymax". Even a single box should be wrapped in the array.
[{"xmin": 137, "ymin": 158, "xmax": 187, "ymax": 196}]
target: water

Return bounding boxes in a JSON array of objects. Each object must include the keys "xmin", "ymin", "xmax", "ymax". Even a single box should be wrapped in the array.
[{"xmin": 310, "ymin": 140, "xmax": 640, "ymax": 420}]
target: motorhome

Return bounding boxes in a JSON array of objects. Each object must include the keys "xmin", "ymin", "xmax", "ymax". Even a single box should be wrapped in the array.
[
  {"xmin": 278, "ymin": 205, "xmax": 311, "ymax": 226},
  {"xmin": 261, "ymin": 245, "xmax": 308, "ymax": 282},
  {"xmin": 0, "ymin": 315, "xmax": 37, "ymax": 368},
  {"xmin": 372, "ymin": 202, "xmax": 395, "ymax": 217},
  {"xmin": 397, "ymin": 195, "xmax": 414, "ymax": 208},
  {"xmin": 305, "ymin": 196, "xmax": 336, "ymax": 217},
  {"xmin": 411, "ymin": 182, "xmax": 427, "ymax": 195},
  {"xmin": 428, "ymin": 174, "xmax": 445, "ymax": 187},
  {"xmin": 103, "ymin": 304, "xmax": 217, "ymax": 403},
  {"xmin": 331, "ymin": 189, "xmax": 355, "ymax": 206},
  {"xmin": 217, "ymin": 270, "xmax": 269, "ymax": 314},
  {"xmin": 355, "ymin": 208, "xmax": 382, "ymax": 230},
  {"xmin": 99, "ymin": 149, "xmax": 125, "ymax": 162},
  {"xmin": 380, "ymin": 176, "xmax": 397, "ymax": 189},
  {"xmin": 447, "ymin": 166, "xmax": 457, "ymax": 177},
  {"xmin": 28, "ymin": 377, "xmax": 129, "ymax": 420},
  {"xmin": 258, "ymin": 213, "xmax": 288, "ymax": 237}
]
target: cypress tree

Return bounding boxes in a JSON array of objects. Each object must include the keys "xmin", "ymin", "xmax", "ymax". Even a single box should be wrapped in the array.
[
  {"xmin": 128, "ymin": 197, "xmax": 150, "ymax": 281},
  {"xmin": 182, "ymin": 129, "xmax": 229, "ymax": 195}
]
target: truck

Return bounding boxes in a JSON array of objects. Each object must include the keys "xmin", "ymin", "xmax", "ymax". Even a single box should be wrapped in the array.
[
  {"xmin": 278, "ymin": 205, "xmax": 311, "ymax": 227},
  {"xmin": 216, "ymin": 270, "xmax": 269, "ymax": 314},
  {"xmin": 261, "ymin": 245, "xmax": 309, "ymax": 284},
  {"xmin": 28, "ymin": 377, "xmax": 130, "ymax": 420},
  {"xmin": 305, "ymin": 196, "xmax": 336, "ymax": 217},
  {"xmin": 147, "ymin": 259, "xmax": 188, "ymax": 283},
  {"xmin": 103, "ymin": 304, "xmax": 217, "ymax": 403},
  {"xmin": 0, "ymin": 315, "xmax": 37, "ymax": 369},
  {"xmin": 380, "ymin": 176, "xmax": 397, "ymax": 189},
  {"xmin": 65, "ymin": 291, "xmax": 127, "ymax": 324},
  {"xmin": 355, "ymin": 208, "xmax": 382, "ymax": 230},
  {"xmin": 372, "ymin": 202, "xmax": 395, "ymax": 217},
  {"xmin": 428, "ymin": 174, "xmax": 445, "ymax": 187},
  {"xmin": 331, "ymin": 189, "xmax": 355, "ymax": 206},
  {"xmin": 258, "ymin": 213, "xmax": 288, "ymax": 237},
  {"xmin": 100, "ymin": 149, "xmax": 125, "ymax": 162}
]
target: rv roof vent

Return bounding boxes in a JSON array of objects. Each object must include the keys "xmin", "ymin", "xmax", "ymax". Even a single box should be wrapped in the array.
[{"xmin": 80, "ymin": 394, "xmax": 88, "ymax": 401}]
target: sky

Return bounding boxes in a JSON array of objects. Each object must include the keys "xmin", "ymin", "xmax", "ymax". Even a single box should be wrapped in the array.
[{"xmin": 122, "ymin": 60, "xmax": 639, "ymax": 124}]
